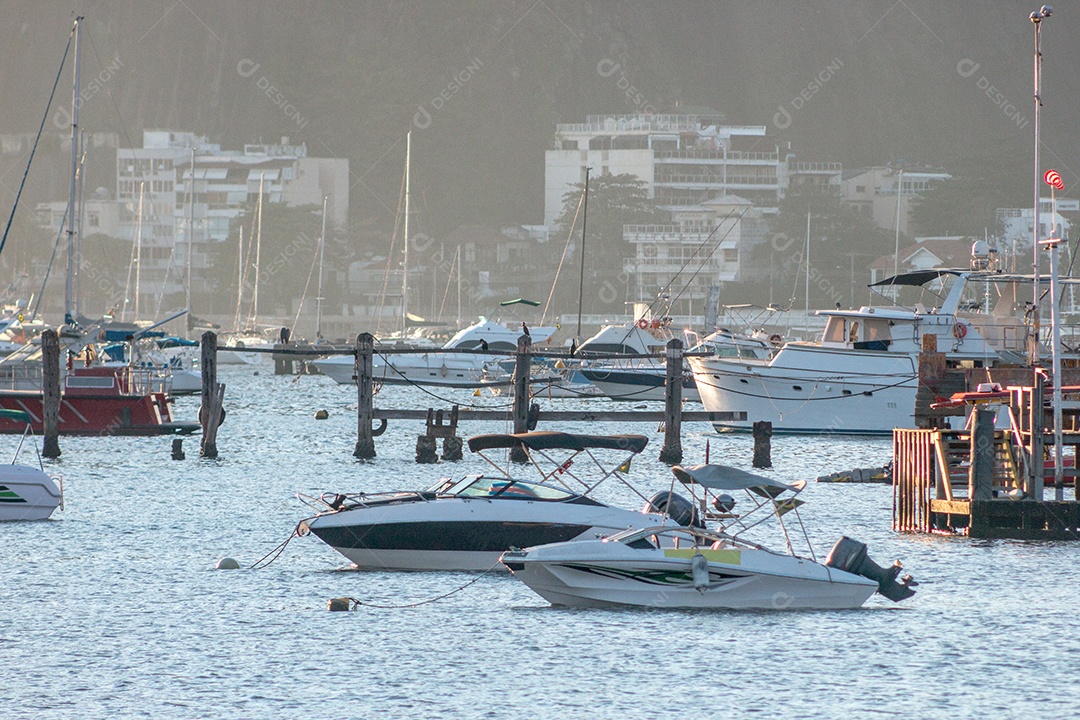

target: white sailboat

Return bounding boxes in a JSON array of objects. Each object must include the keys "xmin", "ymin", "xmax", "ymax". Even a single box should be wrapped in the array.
[{"xmin": 220, "ymin": 173, "xmax": 273, "ymax": 364}]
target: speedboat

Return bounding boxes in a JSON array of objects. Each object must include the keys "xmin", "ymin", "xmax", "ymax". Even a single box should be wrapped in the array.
[
  {"xmin": 0, "ymin": 409, "xmax": 63, "ymax": 521},
  {"xmin": 502, "ymin": 463, "xmax": 916, "ymax": 609},
  {"xmin": 311, "ymin": 317, "xmax": 556, "ymax": 388},
  {"xmin": 298, "ymin": 431, "xmax": 700, "ymax": 571}
]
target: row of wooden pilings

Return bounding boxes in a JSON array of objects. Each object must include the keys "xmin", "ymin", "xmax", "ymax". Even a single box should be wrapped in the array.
[
  {"xmin": 38, "ymin": 329, "xmax": 225, "ymax": 460},
  {"xmin": 35, "ymin": 329, "xmax": 773, "ymax": 467}
]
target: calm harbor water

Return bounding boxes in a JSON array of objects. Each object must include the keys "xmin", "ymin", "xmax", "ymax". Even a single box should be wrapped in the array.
[{"xmin": 4, "ymin": 365, "xmax": 1080, "ymax": 719}]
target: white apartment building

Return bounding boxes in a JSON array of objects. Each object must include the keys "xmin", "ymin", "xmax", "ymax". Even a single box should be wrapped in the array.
[
  {"xmin": 623, "ymin": 194, "xmax": 766, "ymax": 319},
  {"xmin": 544, "ymin": 112, "xmax": 840, "ymax": 227},
  {"xmin": 37, "ymin": 130, "xmax": 348, "ymax": 316},
  {"xmin": 997, "ymin": 197, "xmax": 1078, "ymax": 268},
  {"xmin": 838, "ymin": 167, "xmax": 951, "ymax": 237}
]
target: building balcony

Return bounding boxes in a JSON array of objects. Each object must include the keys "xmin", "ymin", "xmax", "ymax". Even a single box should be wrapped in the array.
[
  {"xmin": 653, "ymin": 150, "xmax": 779, "ymax": 163},
  {"xmin": 791, "ymin": 162, "xmax": 842, "ymax": 174}
]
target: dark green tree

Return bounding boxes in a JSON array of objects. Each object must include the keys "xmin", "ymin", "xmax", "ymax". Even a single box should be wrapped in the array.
[{"xmin": 553, "ymin": 172, "xmax": 661, "ymax": 314}]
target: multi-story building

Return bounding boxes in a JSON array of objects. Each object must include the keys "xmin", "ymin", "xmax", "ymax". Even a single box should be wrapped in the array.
[
  {"xmin": 623, "ymin": 195, "xmax": 767, "ymax": 319},
  {"xmin": 837, "ymin": 166, "xmax": 951, "ymax": 237},
  {"xmin": 997, "ymin": 197, "xmax": 1078, "ymax": 270},
  {"xmin": 544, "ymin": 112, "xmax": 840, "ymax": 227},
  {"xmin": 37, "ymin": 130, "xmax": 349, "ymax": 317}
]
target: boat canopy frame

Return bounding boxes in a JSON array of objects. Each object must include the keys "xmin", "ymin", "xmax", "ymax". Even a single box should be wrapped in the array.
[{"xmin": 468, "ymin": 431, "xmax": 653, "ymax": 503}]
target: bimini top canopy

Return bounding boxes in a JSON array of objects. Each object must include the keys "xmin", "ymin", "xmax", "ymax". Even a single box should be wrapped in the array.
[
  {"xmin": 468, "ymin": 431, "xmax": 649, "ymax": 454},
  {"xmin": 672, "ymin": 464, "xmax": 805, "ymax": 493},
  {"xmin": 499, "ymin": 298, "xmax": 541, "ymax": 307},
  {"xmin": 869, "ymin": 269, "xmax": 965, "ymax": 288},
  {"xmin": 0, "ymin": 409, "xmax": 33, "ymax": 424}
]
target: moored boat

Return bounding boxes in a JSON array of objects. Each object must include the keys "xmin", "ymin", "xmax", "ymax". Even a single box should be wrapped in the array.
[
  {"xmin": 298, "ymin": 431, "xmax": 699, "ymax": 571},
  {"xmin": 503, "ymin": 463, "xmax": 916, "ymax": 609}
]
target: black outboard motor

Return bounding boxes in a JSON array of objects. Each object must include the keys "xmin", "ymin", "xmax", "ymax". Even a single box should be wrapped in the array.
[
  {"xmin": 644, "ymin": 491, "xmax": 703, "ymax": 528},
  {"xmin": 824, "ymin": 536, "xmax": 916, "ymax": 602}
]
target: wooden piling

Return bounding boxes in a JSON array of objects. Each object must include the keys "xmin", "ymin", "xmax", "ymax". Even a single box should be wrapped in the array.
[
  {"xmin": 658, "ymin": 338, "xmax": 683, "ymax": 465},
  {"xmin": 200, "ymin": 331, "xmax": 224, "ymax": 458},
  {"xmin": 273, "ymin": 343, "xmax": 294, "ymax": 375},
  {"xmin": 752, "ymin": 420, "xmax": 773, "ymax": 469},
  {"xmin": 1030, "ymin": 370, "xmax": 1045, "ymax": 498},
  {"xmin": 171, "ymin": 438, "xmax": 185, "ymax": 460},
  {"xmin": 354, "ymin": 332, "xmax": 376, "ymax": 459},
  {"xmin": 510, "ymin": 334, "xmax": 531, "ymax": 464},
  {"xmin": 968, "ymin": 408, "xmax": 995, "ymax": 501},
  {"xmin": 41, "ymin": 329, "xmax": 61, "ymax": 459}
]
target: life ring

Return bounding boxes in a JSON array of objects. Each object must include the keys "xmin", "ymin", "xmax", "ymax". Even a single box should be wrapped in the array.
[
  {"xmin": 769, "ymin": 334, "xmax": 783, "ymax": 345},
  {"xmin": 952, "ymin": 323, "xmax": 967, "ymax": 340},
  {"xmin": 637, "ymin": 319, "xmax": 649, "ymax": 330}
]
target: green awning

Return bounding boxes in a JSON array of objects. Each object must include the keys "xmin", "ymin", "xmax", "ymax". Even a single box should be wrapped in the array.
[{"xmin": 0, "ymin": 409, "xmax": 33, "ymax": 424}]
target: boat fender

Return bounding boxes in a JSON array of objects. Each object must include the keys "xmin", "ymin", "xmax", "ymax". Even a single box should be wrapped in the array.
[
  {"xmin": 371, "ymin": 418, "xmax": 388, "ymax": 437},
  {"xmin": 643, "ymin": 491, "xmax": 703, "ymax": 528},
  {"xmin": 691, "ymin": 551, "xmax": 710, "ymax": 593},
  {"xmin": 824, "ymin": 536, "xmax": 916, "ymax": 602},
  {"xmin": 527, "ymin": 402, "xmax": 540, "ymax": 431},
  {"xmin": 197, "ymin": 405, "xmax": 227, "ymax": 427}
]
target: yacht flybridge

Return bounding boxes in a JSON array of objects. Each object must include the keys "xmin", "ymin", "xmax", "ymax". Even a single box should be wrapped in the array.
[
  {"xmin": 298, "ymin": 431, "xmax": 699, "ymax": 571},
  {"xmin": 690, "ymin": 269, "xmax": 1075, "ymax": 434}
]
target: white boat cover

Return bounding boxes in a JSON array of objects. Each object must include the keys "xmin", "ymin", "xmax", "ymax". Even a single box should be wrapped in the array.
[{"xmin": 672, "ymin": 464, "xmax": 804, "ymax": 493}]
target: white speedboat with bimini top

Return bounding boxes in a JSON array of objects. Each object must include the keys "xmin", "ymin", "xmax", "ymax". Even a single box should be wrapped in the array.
[
  {"xmin": 0, "ymin": 410, "xmax": 63, "ymax": 521},
  {"xmin": 298, "ymin": 432, "xmax": 700, "ymax": 571},
  {"xmin": 503, "ymin": 463, "xmax": 916, "ymax": 609}
]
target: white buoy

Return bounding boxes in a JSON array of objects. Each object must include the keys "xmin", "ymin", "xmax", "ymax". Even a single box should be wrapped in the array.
[
  {"xmin": 691, "ymin": 551, "xmax": 710, "ymax": 593},
  {"xmin": 216, "ymin": 557, "xmax": 241, "ymax": 570}
]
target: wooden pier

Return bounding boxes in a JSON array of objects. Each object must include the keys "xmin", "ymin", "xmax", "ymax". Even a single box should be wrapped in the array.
[{"xmin": 896, "ymin": 371, "xmax": 1080, "ymax": 539}]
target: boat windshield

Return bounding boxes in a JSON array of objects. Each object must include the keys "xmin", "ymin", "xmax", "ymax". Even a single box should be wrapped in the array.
[
  {"xmin": 454, "ymin": 477, "xmax": 578, "ymax": 500},
  {"xmin": 606, "ymin": 525, "xmax": 725, "ymax": 548}
]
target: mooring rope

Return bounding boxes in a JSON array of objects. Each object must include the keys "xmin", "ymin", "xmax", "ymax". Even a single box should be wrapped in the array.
[
  {"xmin": 345, "ymin": 559, "xmax": 504, "ymax": 609},
  {"xmin": 249, "ymin": 522, "xmax": 305, "ymax": 569}
]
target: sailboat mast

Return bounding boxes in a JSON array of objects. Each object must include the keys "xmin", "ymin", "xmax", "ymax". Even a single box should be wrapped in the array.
[
  {"xmin": 317, "ymin": 194, "xmax": 327, "ymax": 338},
  {"xmin": 456, "ymin": 244, "xmax": 462, "ymax": 327},
  {"xmin": 402, "ymin": 131, "xmax": 411, "ymax": 334},
  {"xmin": 575, "ymin": 167, "xmax": 590, "ymax": 341},
  {"xmin": 75, "ymin": 130, "xmax": 87, "ymax": 319},
  {"xmin": 253, "ymin": 172, "xmax": 264, "ymax": 331},
  {"xmin": 64, "ymin": 16, "xmax": 82, "ymax": 326},
  {"xmin": 186, "ymin": 147, "xmax": 195, "ymax": 334},
  {"xmin": 134, "ymin": 182, "xmax": 144, "ymax": 320},
  {"xmin": 233, "ymin": 226, "xmax": 245, "ymax": 332}
]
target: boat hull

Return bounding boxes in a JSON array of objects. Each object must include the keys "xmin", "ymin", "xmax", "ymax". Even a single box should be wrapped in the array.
[
  {"xmin": 0, "ymin": 392, "xmax": 198, "ymax": 436},
  {"xmin": 689, "ymin": 347, "xmax": 918, "ymax": 434},
  {"xmin": 509, "ymin": 546, "xmax": 878, "ymax": 610},
  {"xmin": 580, "ymin": 366, "xmax": 700, "ymax": 403},
  {"xmin": 304, "ymin": 497, "xmax": 674, "ymax": 571},
  {"xmin": 0, "ymin": 465, "xmax": 62, "ymax": 521}
]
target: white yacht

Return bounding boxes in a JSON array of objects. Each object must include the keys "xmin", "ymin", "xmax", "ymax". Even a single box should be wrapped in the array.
[
  {"xmin": 579, "ymin": 321, "xmax": 773, "ymax": 402},
  {"xmin": 691, "ymin": 268, "xmax": 1057, "ymax": 434},
  {"xmin": 311, "ymin": 317, "xmax": 555, "ymax": 388}
]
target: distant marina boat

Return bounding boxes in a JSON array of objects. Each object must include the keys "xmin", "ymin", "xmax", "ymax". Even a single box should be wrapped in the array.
[
  {"xmin": 691, "ymin": 267, "xmax": 1068, "ymax": 434},
  {"xmin": 311, "ymin": 315, "xmax": 555, "ymax": 388}
]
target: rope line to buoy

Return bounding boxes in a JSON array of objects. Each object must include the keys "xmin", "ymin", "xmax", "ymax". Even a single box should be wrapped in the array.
[
  {"xmin": 346, "ymin": 559, "xmax": 503, "ymax": 609},
  {"xmin": 249, "ymin": 523, "xmax": 304, "ymax": 569}
]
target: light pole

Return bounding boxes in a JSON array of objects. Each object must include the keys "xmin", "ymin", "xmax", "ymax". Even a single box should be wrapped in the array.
[{"xmin": 1030, "ymin": 4, "xmax": 1052, "ymax": 365}]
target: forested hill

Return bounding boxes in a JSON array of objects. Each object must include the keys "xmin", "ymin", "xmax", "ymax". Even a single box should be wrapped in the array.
[{"xmin": 2, "ymin": 1, "xmax": 1077, "ymax": 235}]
